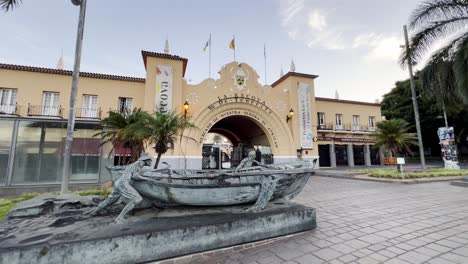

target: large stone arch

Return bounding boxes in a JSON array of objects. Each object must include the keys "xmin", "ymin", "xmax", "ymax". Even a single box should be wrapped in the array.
[{"xmin": 180, "ymin": 101, "xmax": 296, "ymax": 158}]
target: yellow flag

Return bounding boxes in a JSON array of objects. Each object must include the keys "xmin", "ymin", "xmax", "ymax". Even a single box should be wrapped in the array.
[{"xmin": 229, "ymin": 37, "xmax": 235, "ymax": 50}]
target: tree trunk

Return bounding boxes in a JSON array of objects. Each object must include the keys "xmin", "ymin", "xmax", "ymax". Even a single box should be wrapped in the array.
[{"xmin": 154, "ymin": 153, "xmax": 162, "ymax": 169}]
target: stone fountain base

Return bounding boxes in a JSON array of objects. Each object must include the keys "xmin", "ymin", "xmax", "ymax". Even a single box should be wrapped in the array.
[{"xmin": 0, "ymin": 197, "xmax": 316, "ymax": 264}]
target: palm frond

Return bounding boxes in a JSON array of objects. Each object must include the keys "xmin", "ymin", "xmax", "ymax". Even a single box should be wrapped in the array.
[
  {"xmin": 0, "ymin": 0, "xmax": 21, "ymax": 11},
  {"xmin": 453, "ymin": 35, "xmax": 468, "ymax": 101},
  {"xmin": 400, "ymin": 17, "xmax": 468, "ymax": 67},
  {"xmin": 409, "ymin": 0, "xmax": 468, "ymax": 29}
]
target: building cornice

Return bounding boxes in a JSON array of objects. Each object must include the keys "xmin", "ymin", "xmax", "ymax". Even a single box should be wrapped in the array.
[
  {"xmin": 316, "ymin": 97, "xmax": 381, "ymax": 106},
  {"xmin": 271, "ymin": 71, "xmax": 319, "ymax": 87},
  {"xmin": 141, "ymin": 50, "xmax": 188, "ymax": 77},
  {"xmin": 0, "ymin": 63, "xmax": 145, "ymax": 83}
]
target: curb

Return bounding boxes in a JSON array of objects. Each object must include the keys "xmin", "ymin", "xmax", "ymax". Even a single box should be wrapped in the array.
[{"xmin": 313, "ymin": 174, "xmax": 465, "ymax": 184}]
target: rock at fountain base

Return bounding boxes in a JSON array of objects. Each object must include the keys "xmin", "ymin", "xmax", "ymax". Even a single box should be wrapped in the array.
[{"xmin": 0, "ymin": 201, "xmax": 316, "ymax": 264}]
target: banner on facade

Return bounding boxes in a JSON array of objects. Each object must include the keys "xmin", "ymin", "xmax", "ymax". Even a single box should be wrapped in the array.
[
  {"xmin": 298, "ymin": 82, "xmax": 313, "ymax": 149},
  {"xmin": 155, "ymin": 65, "xmax": 173, "ymax": 113},
  {"xmin": 437, "ymin": 127, "xmax": 460, "ymax": 169}
]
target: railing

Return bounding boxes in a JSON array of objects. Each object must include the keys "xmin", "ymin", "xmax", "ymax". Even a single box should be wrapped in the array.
[
  {"xmin": 27, "ymin": 104, "xmax": 63, "ymax": 118},
  {"xmin": 0, "ymin": 104, "xmax": 20, "ymax": 115},
  {"xmin": 335, "ymin": 123, "xmax": 352, "ymax": 131},
  {"xmin": 317, "ymin": 122, "xmax": 377, "ymax": 133},
  {"xmin": 317, "ymin": 123, "xmax": 334, "ymax": 130},
  {"xmin": 76, "ymin": 107, "xmax": 102, "ymax": 119},
  {"xmin": 352, "ymin": 125, "xmax": 369, "ymax": 132}
]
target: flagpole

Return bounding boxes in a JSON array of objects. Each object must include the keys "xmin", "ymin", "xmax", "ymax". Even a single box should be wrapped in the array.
[
  {"xmin": 264, "ymin": 44, "xmax": 267, "ymax": 85},
  {"xmin": 233, "ymin": 35, "xmax": 236, "ymax": 62},
  {"xmin": 209, "ymin": 33, "xmax": 212, "ymax": 78}
]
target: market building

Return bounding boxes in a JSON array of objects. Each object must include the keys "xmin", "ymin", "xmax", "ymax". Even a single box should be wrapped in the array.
[{"xmin": 0, "ymin": 50, "xmax": 382, "ymax": 193}]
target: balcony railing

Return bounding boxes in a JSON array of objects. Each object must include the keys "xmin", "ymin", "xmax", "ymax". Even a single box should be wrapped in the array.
[
  {"xmin": 317, "ymin": 121, "xmax": 377, "ymax": 133},
  {"xmin": 76, "ymin": 108, "xmax": 102, "ymax": 119},
  {"xmin": 317, "ymin": 123, "xmax": 334, "ymax": 130},
  {"xmin": 352, "ymin": 125, "xmax": 369, "ymax": 132},
  {"xmin": 27, "ymin": 104, "xmax": 63, "ymax": 118},
  {"xmin": 335, "ymin": 123, "xmax": 352, "ymax": 131},
  {"xmin": 0, "ymin": 104, "xmax": 20, "ymax": 115}
]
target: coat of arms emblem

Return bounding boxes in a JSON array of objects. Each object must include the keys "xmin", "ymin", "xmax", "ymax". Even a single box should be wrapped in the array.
[{"xmin": 232, "ymin": 69, "xmax": 249, "ymax": 92}]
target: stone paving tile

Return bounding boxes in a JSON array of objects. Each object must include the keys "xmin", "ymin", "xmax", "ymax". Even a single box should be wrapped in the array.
[
  {"xmin": 293, "ymin": 253, "xmax": 324, "ymax": 264},
  {"xmin": 185, "ymin": 177, "xmax": 468, "ymax": 264},
  {"xmin": 312, "ymin": 247, "xmax": 343, "ymax": 261},
  {"xmin": 397, "ymin": 251, "xmax": 432, "ymax": 264}
]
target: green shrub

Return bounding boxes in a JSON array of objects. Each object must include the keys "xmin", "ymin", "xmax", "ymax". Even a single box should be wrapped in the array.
[{"xmin": 366, "ymin": 168, "xmax": 468, "ymax": 179}]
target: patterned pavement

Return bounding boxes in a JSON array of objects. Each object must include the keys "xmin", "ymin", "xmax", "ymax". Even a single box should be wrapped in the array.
[{"xmin": 189, "ymin": 176, "xmax": 468, "ymax": 264}]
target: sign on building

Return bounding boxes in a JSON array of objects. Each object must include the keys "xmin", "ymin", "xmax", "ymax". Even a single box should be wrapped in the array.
[
  {"xmin": 155, "ymin": 65, "xmax": 173, "ymax": 113},
  {"xmin": 298, "ymin": 82, "xmax": 313, "ymax": 149}
]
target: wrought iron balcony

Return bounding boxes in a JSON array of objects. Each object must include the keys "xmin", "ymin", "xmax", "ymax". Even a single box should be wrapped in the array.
[
  {"xmin": 0, "ymin": 104, "xmax": 20, "ymax": 115},
  {"xmin": 76, "ymin": 107, "xmax": 102, "ymax": 119},
  {"xmin": 27, "ymin": 104, "xmax": 63, "ymax": 118},
  {"xmin": 317, "ymin": 123, "xmax": 334, "ymax": 130},
  {"xmin": 335, "ymin": 123, "xmax": 352, "ymax": 131},
  {"xmin": 352, "ymin": 125, "xmax": 369, "ymax": 132}
]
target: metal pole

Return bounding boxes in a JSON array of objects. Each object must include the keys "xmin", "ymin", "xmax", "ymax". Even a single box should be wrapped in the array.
[
  {"xmin": 403, "ymin": 25, "xmax": 426, "ymax": 170},
  {"xmin": 209, "ymin": 33, "xmax": 211, "ymax": 78},
  {"xmin": 61, "ymin": 0, "xmax": 87, "ymax": 194},
  {"xmin": 264, "ymin": 43, "xmax": 267, "ymax": 85}
]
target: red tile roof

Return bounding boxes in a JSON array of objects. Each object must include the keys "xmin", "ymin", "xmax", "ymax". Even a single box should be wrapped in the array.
[
  {"xmin": 0, "ymin": 63, "xmax": 145, "ymax": 83},
  {"xmin": 141, "ymin": 50, "xmax": 188, "ymax": 76},
  {"xmin": 271, "ymin": 71, "xmax": 319, "ymax": 87}
]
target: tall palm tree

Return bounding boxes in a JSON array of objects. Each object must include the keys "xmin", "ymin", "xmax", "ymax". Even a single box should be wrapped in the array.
[
  {"xmin": 1, "ymin": 0, "xmax": 19, "ymax": 11},
  {"xmin": 142, "ymin": 112, "xmax": 195, "ymax": 169},
  {"xmin": 374, "ymin": 119, "xmax": 418, "ymax": 157},
  {"xmin": 94, "ymin": 108, "xmax": 150, "ymax": 164},
  {"xmin": 420, "ymin": 49, "xmax": 464, "ymax": 125},
  {"xmin": 401, "ymin": 0, "xmax": 468, "ymax": 99}
]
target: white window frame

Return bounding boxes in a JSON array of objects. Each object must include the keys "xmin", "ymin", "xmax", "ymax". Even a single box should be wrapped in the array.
[
  {"xmin": 42, "ymin": 92, "xmax": 60, "ymax": 116},
  {"xmin": 82, "ymin": 94, "xmax": 98, "ymax": 118},
  {"xmin": 317, "ymin": 112, "xmax": 325, "ymax": 127},
  {"xmin": 353, "ymin": 115, "xmax": 360, "ymax": 130},
  {"xmin": 0, "ymin": 88, "xmax": 17, "ymax": 114},
  {"xmin": 369, "ymin": 116, "xmax": 376, "ymax": 131},
  {"xmin": 118, "ymin": 97, "xmax": 133, "ymax": 114},
  {"xmin": 335, "ymin": 114, "xmax": 343, "ymax": 129}
]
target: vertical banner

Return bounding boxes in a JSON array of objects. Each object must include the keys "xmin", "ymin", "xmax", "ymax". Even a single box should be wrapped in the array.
[
  {"xmin": 155, "ymin": 65, "xmax": 173, "ymax": 113},
  {"xmin": 437, "ymin": 127, "xmax": 460, "ymax": 169},
  {"xmin": 298, "ymin": 82, "xmax": 313, "ymax": 149}
]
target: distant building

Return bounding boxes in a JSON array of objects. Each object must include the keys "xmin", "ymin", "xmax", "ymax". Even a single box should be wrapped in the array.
[{"xmin": 0, "ymin": 50, "xmax": 382, "ymax": 193}]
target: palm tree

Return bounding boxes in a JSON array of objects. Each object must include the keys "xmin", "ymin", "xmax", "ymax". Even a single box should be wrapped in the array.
[
  {"xmin": 142, "ymin": 112, "xmax": 195, "ymax": 169},
  {"xmin": 401, "ymin": 0, "xmax": 468, "ymax": 99},
  {"xmin": 420, "ymin": 49, "xmax": 464, "ymax": 126},
  {"xmin": 374, "ymin": 119, "xmax": 418, "ymax": 157},
  {"xmin": 94, "ymin": 108, "xmax": 150, "ymax": 164},
  {"xmin": 1, "ymin": 0, "xmax": 19, "ymax": 11}
]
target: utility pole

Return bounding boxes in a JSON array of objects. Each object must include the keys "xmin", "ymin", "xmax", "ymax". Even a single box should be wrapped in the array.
[
  {"xmin": 403, "ymin": 25, "xmax": 426, "ymax": 170},
  {"xmin": 61, "ymin": 0, "xmax": 88, "ymax": 194}
]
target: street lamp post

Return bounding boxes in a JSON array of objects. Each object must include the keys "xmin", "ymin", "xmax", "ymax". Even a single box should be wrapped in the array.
[
  {"xmin": 61, "ymin": 0, "xmax": 88, "ymax": 194},
  {"xmin": 403, "ymin": 25, "xmax": 426, "ymax": 170}
]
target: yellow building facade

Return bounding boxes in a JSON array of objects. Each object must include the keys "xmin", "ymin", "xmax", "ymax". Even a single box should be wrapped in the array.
[{"xmin": 0, "ymin": 50, "xmax": 382, "ymax": 187}]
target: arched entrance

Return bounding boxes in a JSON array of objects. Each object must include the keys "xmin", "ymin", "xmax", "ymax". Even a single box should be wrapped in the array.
[
  {"xmin": 201, "ymin": 115, "xmax": 274, "ymax": 169},
  {"xmin": 180, "ymin": 101, "xmax": 296, "ymax": 170}
]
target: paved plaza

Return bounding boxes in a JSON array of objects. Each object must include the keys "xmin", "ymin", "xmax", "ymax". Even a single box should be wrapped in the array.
[{"xmin": 175, "ymin": 176, "xmax": 468, "ymax": 264}]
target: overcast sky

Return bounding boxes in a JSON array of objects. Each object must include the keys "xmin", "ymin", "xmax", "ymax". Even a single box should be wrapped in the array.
[{"xmin": 0, "ymin": 0, "xmax": 422, "ymax": 102}]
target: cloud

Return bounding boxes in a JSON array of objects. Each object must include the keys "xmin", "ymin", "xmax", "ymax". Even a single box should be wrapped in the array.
[
  {"xmin": 353, "ymin": 33, "xmax": 402, "ymax": 62},
  {"xmin": 308, "ymin": 10, "xmax": 327, "ymax": 31},
  {"xmin": 279, "ymin": 1, "xmax": 345, "ymax": 50}
]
